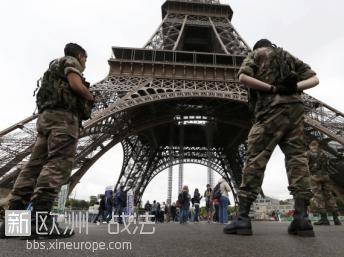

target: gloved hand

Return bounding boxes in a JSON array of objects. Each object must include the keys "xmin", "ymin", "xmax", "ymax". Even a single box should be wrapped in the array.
[
  {"xmin": 281, "ymin": 71, "xmax": 298, "ymax": 94},
  {"xmin": 270, "ymin": 84, "xmax": 297, "ymax": 95},
  {"xmin": 270, "ymin": 72, "xmax": 298, "ymax": 95},
  {"xmin": 277, "ymin": 84, "xmax": 297, "ymax": 95}
]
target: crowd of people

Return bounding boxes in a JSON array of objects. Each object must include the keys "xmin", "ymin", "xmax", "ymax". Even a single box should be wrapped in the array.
[
  {"xmin": 93, "ymin": 185, "xmax": 127, "ymax": 224},
  {"xmin": 142, "ymin": 178, "xmax": 232, "ymax": 224}
]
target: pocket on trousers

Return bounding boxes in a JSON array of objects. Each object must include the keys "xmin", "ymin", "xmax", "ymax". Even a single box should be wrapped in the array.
[
  {"xmin": 48, "ymin": 132, "xmax": 78, "ymax": 158},
  {"xmin": 247, "ymin": 123, "xmax": 265, "ymax": 152}
]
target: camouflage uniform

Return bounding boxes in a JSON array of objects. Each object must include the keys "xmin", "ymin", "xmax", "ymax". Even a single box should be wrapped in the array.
[
  {"xmin": 308, "ymin": 149, "xmax": 338, "ymax": 212},
  {"xmin": 238, "ymin": 47, "xmax": 316, "ymax": 203},
  {"xmin": 9, "ymin": 56, "xmax": 85, "ymax": 210}
]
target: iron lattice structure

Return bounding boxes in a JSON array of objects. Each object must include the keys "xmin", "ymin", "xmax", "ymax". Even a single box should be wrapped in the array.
[{"xmin": 1, "ymin": 0, "xmax": 344, "ymax": 205}]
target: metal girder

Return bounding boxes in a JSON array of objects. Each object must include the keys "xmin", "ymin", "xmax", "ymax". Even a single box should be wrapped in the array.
[
  {"xmin": 302, "ymin": 94, "xmax": 344, "ymax": 146},
  {"xmin": 68, "ymin": 139, "xmax": 118, "ymax": 194},
  {"xmin": 0, "ymin": 115, "xmax": 37, "ymax": 174},
  {"xmin": 0, "ymin": 145, "xmax": 33, "ymax": 177},
  {"xmin": 133, "ymin": 146, "xmax": 240, "ymax": 204},
  {"xmin": 210, "ymin": 16, "xmax": 249, "ymax": 55},
  {"xmin": 145, "ymin": 10, "xmax": 249, "ymax": 54},
  {"xmin": 144, "ymin": 14, "xmax": 186, "ymax": 50}
]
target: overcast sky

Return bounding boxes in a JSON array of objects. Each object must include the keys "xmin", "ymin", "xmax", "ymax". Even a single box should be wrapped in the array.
[{"xmin": 0, "ymin": 0, "xmax": 343, "ymax": 205}]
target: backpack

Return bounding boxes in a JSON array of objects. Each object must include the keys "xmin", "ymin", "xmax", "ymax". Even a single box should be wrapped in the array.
[
  {"xmin": 35, "ymin": 57, "xmax": 93, "ymax": 120},
  {"xmin": 273, "ymin": 47, "xmax": 298, "ymax": 90},
  {"xmin": 213, "ymin": 183, "xmax": 222, "ymax": 199}
]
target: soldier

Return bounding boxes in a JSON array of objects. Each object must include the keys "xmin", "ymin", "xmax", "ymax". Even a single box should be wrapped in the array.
[
  {"xmin": 0, "ymin": 43, "xmax": 94, "ymax": 239},
  {"xmin": 308, "ymin": 140, "xmax": 342, "ymax": 225},
  {"xmin": 223, "ymin": 39, "xmax": 319, "ymax": 237}
]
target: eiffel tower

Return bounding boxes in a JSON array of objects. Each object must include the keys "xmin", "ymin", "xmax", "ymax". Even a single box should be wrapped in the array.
[{"xmin": 0, "ymin": 0, "xmax": 343, "ymax": 206}]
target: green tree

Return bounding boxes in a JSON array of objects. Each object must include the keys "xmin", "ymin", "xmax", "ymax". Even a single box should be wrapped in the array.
[
  {"xmin": 65, "ymin": 199, "xmax": 90, "ymax": 210},
  {"xmin": 89, "ymin": 196, "xmax": 97, "ymax": 206}
]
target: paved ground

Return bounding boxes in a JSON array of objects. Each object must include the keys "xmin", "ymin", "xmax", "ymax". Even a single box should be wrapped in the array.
[{"xmin": 1, "ymin": 221, "xmax": 343, "ymax": 257}]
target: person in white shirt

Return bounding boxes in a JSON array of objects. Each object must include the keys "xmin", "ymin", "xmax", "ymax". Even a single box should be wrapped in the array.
[{"xmin": 218, "ymin": 178, "xmax": 231, "ymax": 224}]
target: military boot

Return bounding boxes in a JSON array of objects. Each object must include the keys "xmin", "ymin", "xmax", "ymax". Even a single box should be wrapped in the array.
[
  {"xmin": 314, "ymin": 212, "xmax": 330, "ymax": 225},
  {"xmin": 332, "ymin": 211, "xmax": 342, "ymax": 225},
  {"xmin": 0, "ymin": 200, "xmax": 27, "ymax": 239},
  {"xmin": 22, "ymin": 200, "xmax": 74, "ymax": 240},
  {"xmin": 288, "ymin": 198, "xmax": 314, "ymax": 237},
  {"xmin": 223, "ymin": 198, "xmax": 252, "ymax": 235}
]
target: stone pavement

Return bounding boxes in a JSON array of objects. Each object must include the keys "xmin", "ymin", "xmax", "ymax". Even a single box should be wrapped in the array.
[{"xmin": 0, "ymin": 221, "xmax": 343, "ymax": 257}]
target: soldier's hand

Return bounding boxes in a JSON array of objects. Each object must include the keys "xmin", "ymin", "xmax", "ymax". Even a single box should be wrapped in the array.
[
  {"xmin": 278, "ymin": 72, "xmax": 298, "ymax": 95},
  {"xmin": 276, "ymin": 84, "xmax": 297, "ymax": 95}
]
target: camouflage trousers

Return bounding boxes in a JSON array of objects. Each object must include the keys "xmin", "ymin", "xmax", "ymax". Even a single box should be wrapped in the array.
[
  {"xmin": 9, "ymin": 109, "xmax": 79, "ymax": 209},
  {"xmin": 239, "ymin": 103, "xmax": 312, "ymax": 202},
  {"xmin": 310, "ymin": 175, "xmax": 338, "ymax": 212}
]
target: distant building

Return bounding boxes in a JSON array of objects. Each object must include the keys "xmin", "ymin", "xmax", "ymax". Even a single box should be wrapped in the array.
[{"xmin": 252, "ymin": 195, "xmax": 294, "ymax": 220}]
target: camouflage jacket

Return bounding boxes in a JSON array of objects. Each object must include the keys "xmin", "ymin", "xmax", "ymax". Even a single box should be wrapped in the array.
[
  {"xmin": 238, "ymin": 47, "xmax": 316, "ymax": 121},
  {"xmin": 307, "ymin": 149, "xmax": 329, "ymax": 176}
]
